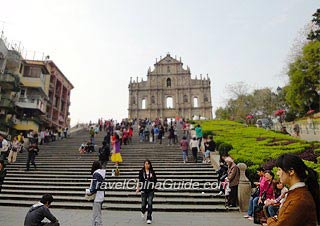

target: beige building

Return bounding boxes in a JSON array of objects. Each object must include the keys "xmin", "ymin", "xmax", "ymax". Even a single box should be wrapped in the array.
[
  {"xmin": 14, "ymin": 60, "xmax": 50, "ymax": 132},
  {"xmin": 128, "ymin": 54, "xmax": 212, "ymax": 120},
  {"xmin": 0, "ymin": 35, "xmax": 73, "ymax": 135}
]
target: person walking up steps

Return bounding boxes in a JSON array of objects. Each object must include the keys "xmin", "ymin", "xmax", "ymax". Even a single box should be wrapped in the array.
[
  {"xmin": 111, "ymin": 133, "xmax": 122, "ymax": 166},
  {"xmin": 189, "ymin": 135, "xmax": 199, "ymax": 163},
  {"xmin": 180, "ymin": 136, "xmax": 189, "ymax": 163},
  {"xmin": 98, "ymin": 141, "xmax": 110, "ymax": 168},
  {"xmin": 195, "ymin": 124, "xmax": 203, "ymax": 149},
  {"xmin": 136, "ymin": 160, "xmax": 157, "ymax": 224}
]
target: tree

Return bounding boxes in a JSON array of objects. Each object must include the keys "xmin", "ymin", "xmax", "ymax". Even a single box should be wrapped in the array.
[
  {"xmin": 285, "ymin": 40, "xmax": 320, "ymax": 115},
  {"xmin": 215, "ymin": 84, "xmax": 283, "ymax": 122},
  {"xmin": 308, "ymin": 8, "xmax": 320, "ymax": 41}
]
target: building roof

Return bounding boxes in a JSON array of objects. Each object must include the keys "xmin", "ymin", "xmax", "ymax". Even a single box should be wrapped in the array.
[
  {"xmin": 46, "ymin": 60, "xmax": 74, "ymax": 89},
  {"xmin": 155, "ymin": 53, "xmax": 182, "ymax": 66}
]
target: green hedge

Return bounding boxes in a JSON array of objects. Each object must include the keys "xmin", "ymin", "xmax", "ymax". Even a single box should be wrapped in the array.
[{"xmin": 196, "ymin": 120, "xmax": 320, "ymax": 182}]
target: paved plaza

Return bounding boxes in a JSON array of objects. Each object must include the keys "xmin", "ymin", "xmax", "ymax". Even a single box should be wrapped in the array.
[{"xmin": 0, "ymin": 206, "xmax": 251, "ymax": 226}]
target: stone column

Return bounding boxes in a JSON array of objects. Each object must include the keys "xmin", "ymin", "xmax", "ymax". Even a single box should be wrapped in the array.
[{"xmin": 237, "ymin": 163, "xmax": 251, "ymax": 212}]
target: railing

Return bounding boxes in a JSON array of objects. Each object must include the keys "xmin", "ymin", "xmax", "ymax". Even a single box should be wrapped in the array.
[
  {"xmin": 272, "ymin": 121, "xmax": 320, "ymax": 141},
  {"xmin": 0, "ymin": 97, "xmax": 13, "ymax": 108},
  {"xmin": 15, "ymin": 97, "xmax": 46, "ymax": 113}
]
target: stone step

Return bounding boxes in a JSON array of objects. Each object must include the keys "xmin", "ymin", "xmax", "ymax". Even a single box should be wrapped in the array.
[
  {"xmin": 0, "ymin": 128, "xmax": 230, "ymax": 212},
  {"xmin": 0, "ymin": 200, "xmax": 237, "ymax": 212},
  {"xmin": 1, "ymin": 189, "xmax": 221, "ymax": 198},
  {"xmin": 2, "ymin": 184, "xmax": 219, "ymax": 193},
  {"xmin": 0, "ymin": 194, "xmax": 226, "ymax": 205},
  {"xmin": 6, "ymin": 166, "xmax": 215, "ymax": 171},
  {"xmin": 5, "ymin": 174, "xmax": 217, "ymax": 180},
  {"xmin": 3, "ymin": 179, "xmax": 218, "ymax": 186},
  {"xmin": 5, "ymin": 170, "xmax": 215, "ymax": 177}
]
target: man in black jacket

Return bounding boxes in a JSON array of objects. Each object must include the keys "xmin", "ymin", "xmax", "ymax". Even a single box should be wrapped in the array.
[
  {"xmin": 0, "ymin": 160, "xmax": 6, "ymax": 192},
  {"xmin": 99, "ymin": 141, "xmax": 110, "ymax": 168},
  {"xmin": 24, "ymin": 194, "xmax": 59, "ymax": 226},
  {"xmin": 204, "ymin": 135, "xmax": 216, "ymax": 163},
  {"xmin": 26, "ymin": 141, "xmax": 39, "ymax": 171}
]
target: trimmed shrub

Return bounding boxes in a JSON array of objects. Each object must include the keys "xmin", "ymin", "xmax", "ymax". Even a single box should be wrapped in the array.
[
  {"xmin": 215, "ymin": 140, "xmax": 224, "ymax": 151},
  {"xmin": 218, "ymin": 142, "xmax": 233, "ymax": 156},
  {"xmin": 202, "ymin": 130, "xmax": 216, "ymax": 138},
  {"xmin": 197, "ymin": 120, "xmax": 320, "ymax": 183},
  {"xmin": 188, "ymin": 120, "xmax": 196, "ymax": 125}
]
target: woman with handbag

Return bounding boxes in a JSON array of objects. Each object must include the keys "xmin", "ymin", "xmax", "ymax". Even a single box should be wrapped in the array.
[
  {"xmin": 86, "ymin": 161, "xmax": 106, "ymax": 226},
  {"xmin": 8, "ymin": 136, "xmax": 21, "ymax": 164},
  {"xmin": 244, "ymin": 167, "xmax": 266, "ymax": 220},
  {"xmin": 267, "ymin": 153, "xmax": 319, "ymax": 226},
  {"xmin": 253, "ymin": 170, "xmax": 274, "ymax": 224},
  {"xmin": 258, "ymin": 171, "xmax": 275, "ymax": 204}
]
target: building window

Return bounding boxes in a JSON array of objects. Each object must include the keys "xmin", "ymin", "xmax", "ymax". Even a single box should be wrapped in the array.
[
  {"xmin": 193, "ymin": 97, "xmax": 199, "ymax": 108},
  {"xmin": 20, "ymin": 89, "xmax": 26, "ymax": 97},
  {"xmin": 19, "ymin": 64, "xmax": 23, "ymax": 74},
  {"xmin": 166, "ymin": 97, "xmax": 173, "ymax": 109},
  {"xmin": 151, "ymin": 96, "xmax": 155, "ymax": 104},
  {"xmin": 132, "ymin": 97, "xmax": 136, "ymax": 105},
  {"xmin": 166, "ymin": 78, "xmax": 171, "ymax": 87},
  {"xmin": 55, "ymin": 97, "xmax": 59, "ymax": 108},
  {"xmin": 61, "ymin": 101, "xmax": 65, "ymax": 112},
  {"xmin": 204, "ymin": 95, "xmax": 208, "ymax": 102},
  {"xmin": 141, "ymin": 99, "xmax": 146, "ymax": 109},
  {"xmin": 183, "ymin": 95, "xmax": 188, "ymax": 103},
  {"xmin": 167, "ymin": 66, "xmax": 170, "ymax": 73}
]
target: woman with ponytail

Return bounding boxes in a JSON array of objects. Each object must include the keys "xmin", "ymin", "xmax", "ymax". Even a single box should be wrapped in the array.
[{"xmin": 267, "ymin": 153, "xmax": 319, "ymax": 226}]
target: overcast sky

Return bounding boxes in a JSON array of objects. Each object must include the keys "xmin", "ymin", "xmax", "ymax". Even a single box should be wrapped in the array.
[{"xmin": 0, "ymin": 0, "xmax": 319, "ymax": 125}]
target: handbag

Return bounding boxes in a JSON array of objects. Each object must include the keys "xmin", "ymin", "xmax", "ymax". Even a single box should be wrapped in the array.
[
  {"xmin": 254, "ymin": 203, "xmax": 267, "ymax": 224},
  {"xmin": 253, "ymin": 182, "xmax": 272, "ymax": 224},
  {"xmin": 261, "ymin": 182, "xmax": 272, "ymax": 202},
  {"xmin": 85, "ymin": 189, "xmax": 96, "ymax": 201},
  {"xmin": 251, "ymin": 187, "xmax": 260, "ymax": 198}
]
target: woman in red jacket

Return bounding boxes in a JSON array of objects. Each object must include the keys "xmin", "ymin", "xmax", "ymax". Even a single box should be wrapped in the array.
[{"xmin": 258, "ymin": 170, "xmax": 275, "ymax": 205}]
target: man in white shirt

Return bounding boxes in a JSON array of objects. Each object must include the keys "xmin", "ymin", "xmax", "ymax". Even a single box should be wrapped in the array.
[{"xmin": 0, "ymin": 134, "xmax": 9, "ymax": 161}]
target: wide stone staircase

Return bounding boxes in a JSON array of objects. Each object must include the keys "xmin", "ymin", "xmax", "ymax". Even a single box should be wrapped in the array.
[{"xmin": 0, "ymin": 128, "xmax": 238, "ymax": 212}]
